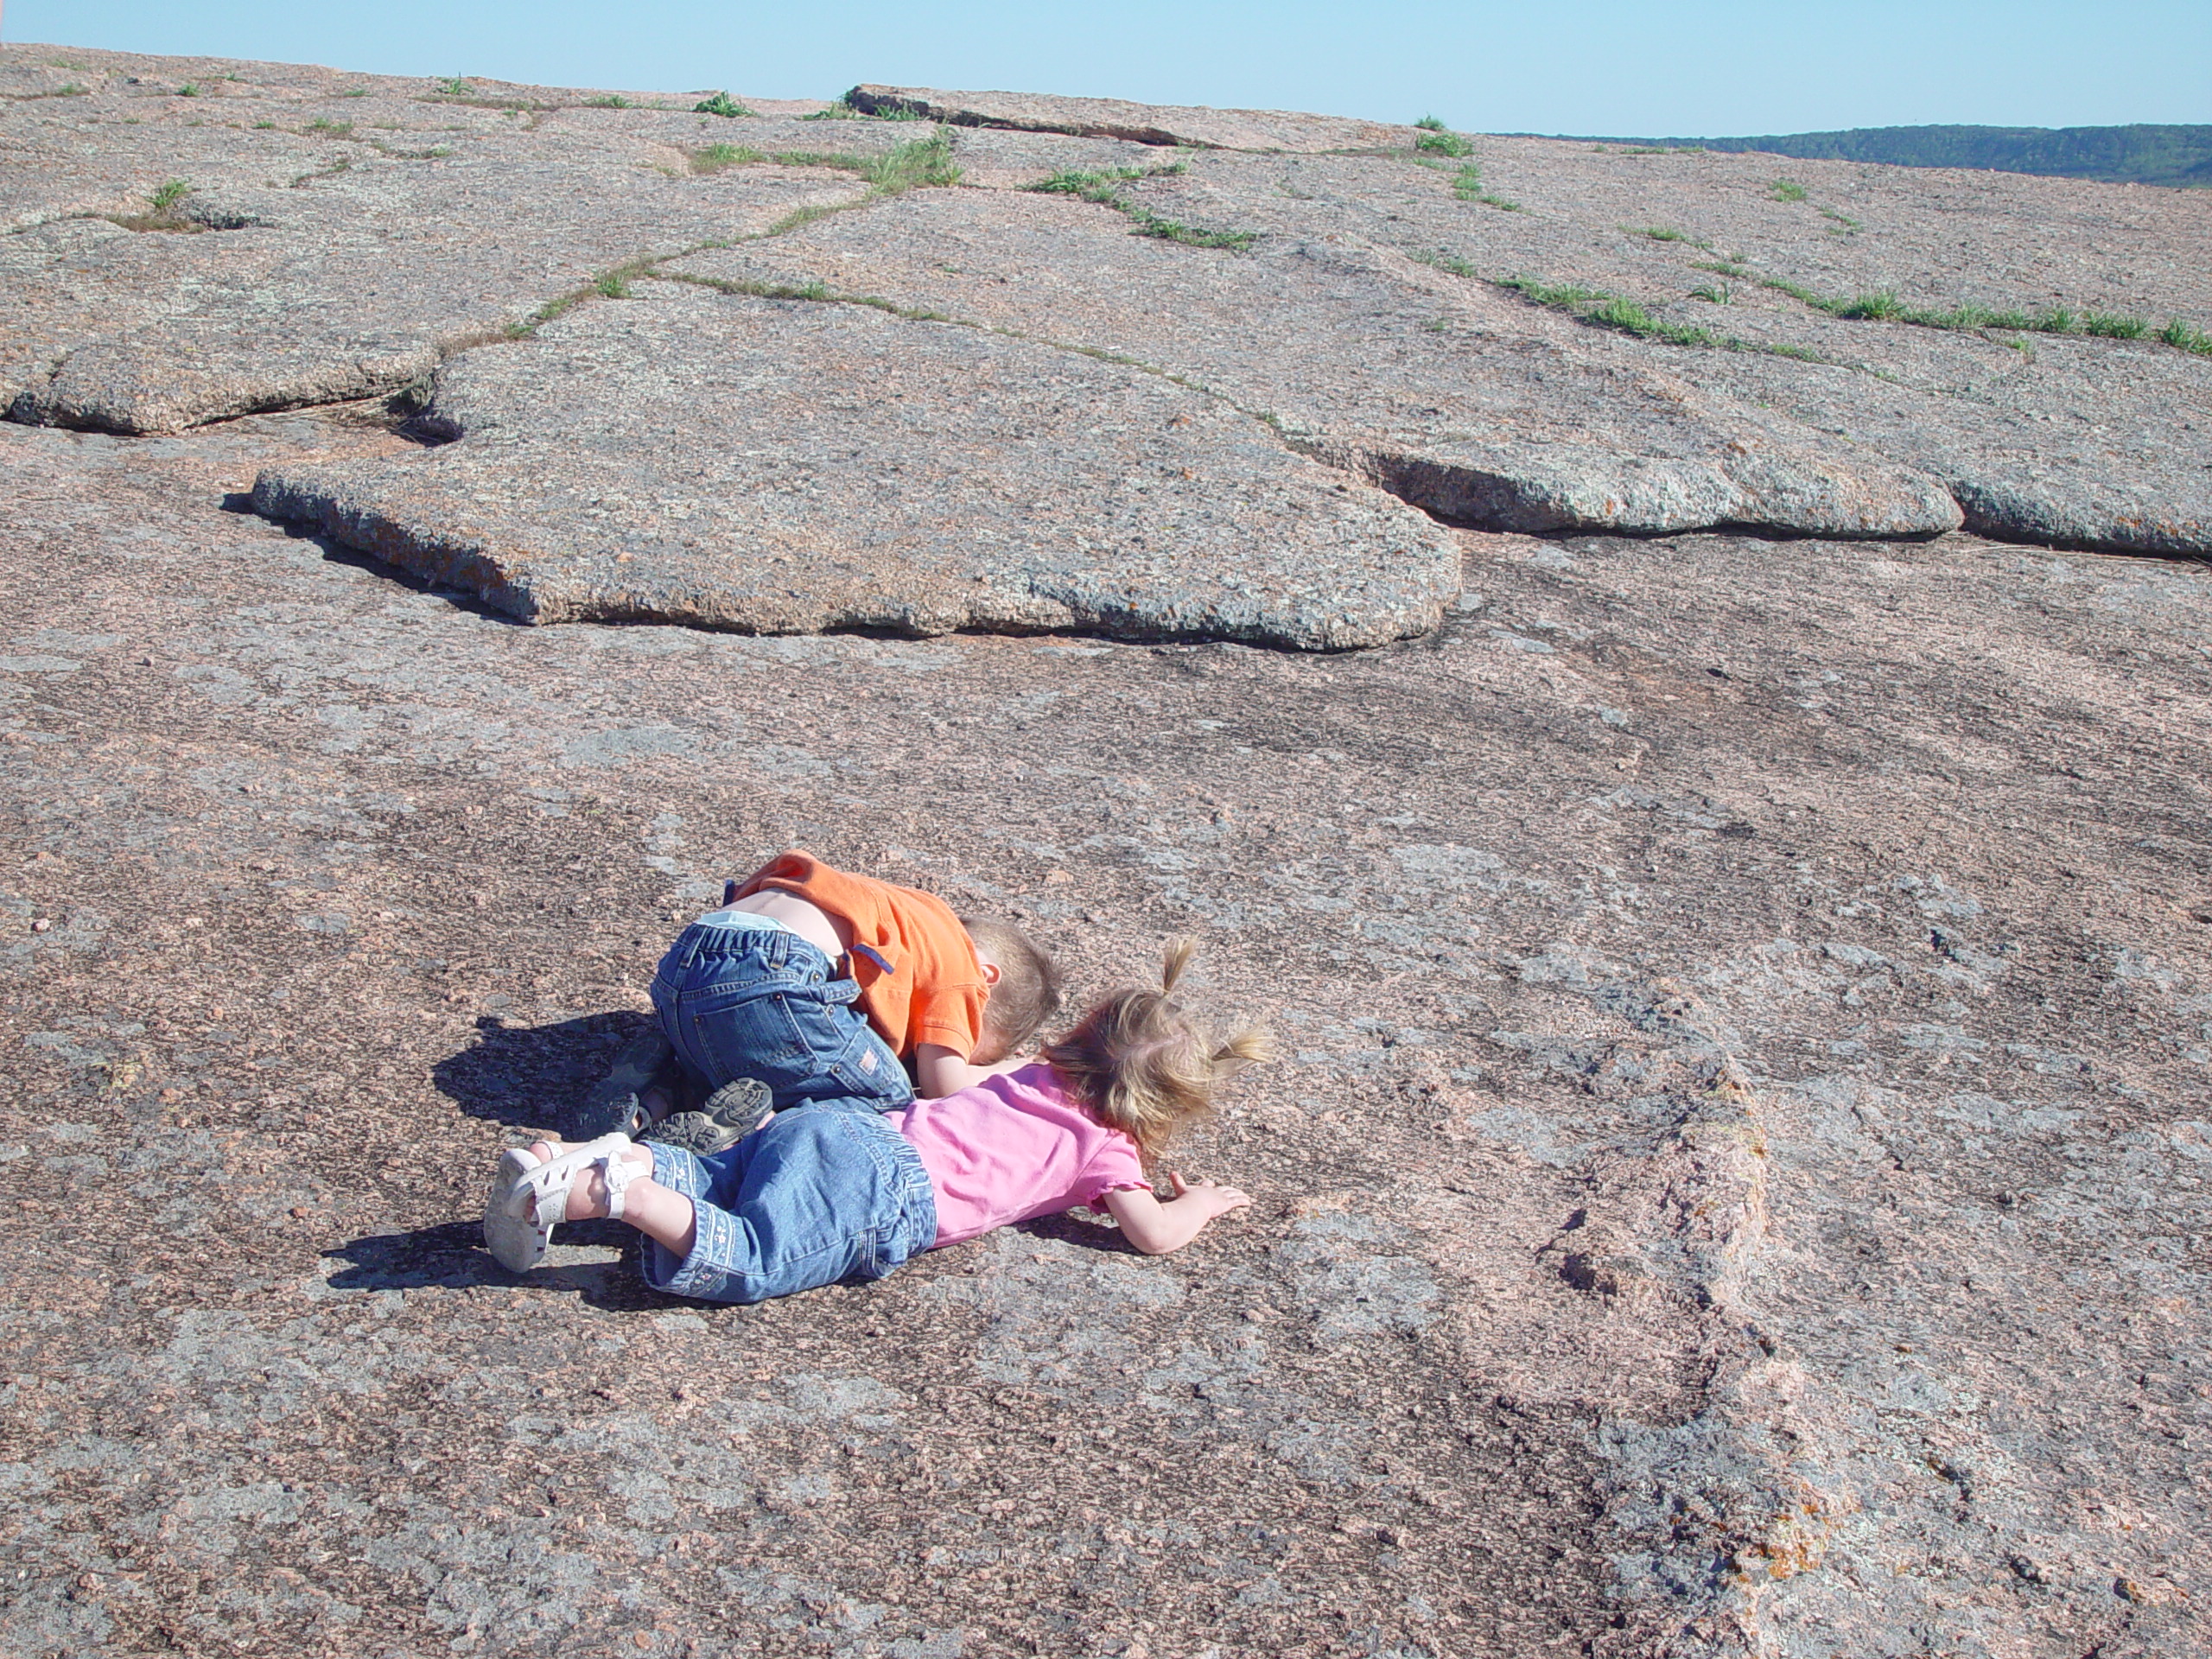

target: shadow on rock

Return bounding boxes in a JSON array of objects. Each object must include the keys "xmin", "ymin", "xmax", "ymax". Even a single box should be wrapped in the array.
[
  {"xmin": 433, "ymin": 1010, "xmax": 650, "ymax": 1134},
  {"xmin": 323, "ymin": 1217, "xmax": 673, "ymax": 1310}
]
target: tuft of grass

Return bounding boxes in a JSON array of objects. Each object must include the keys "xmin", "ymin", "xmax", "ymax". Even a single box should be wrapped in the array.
[
  {"xmin": 1689, "ymin": 283, "xmax": 1732, "ymax": 304},
  {"xmin": 252, "ymin": 118, "xmax": 276, "ymax": 129},
  {"xmin": 106, "ymin": 178, "xmax": 203, "ymax": 232},
  {"xmin": 2157, "ymin": 317, "xmax": 2212, "ymax": 354},
  {"xmin": 1410, "ymin": 249, "xmax": 1481, "ymax": 279},
  {"xmin": 1027, "ymin": 165, "xmax": 1252, "ymax": 249},
  {"xmin": 434, "ymin": 75, "xmax": 469, "ymax": 96},
  {"xmin": 862, "ymin": 128, "xmax": 961, "ymax": 191},
  {"xmin": 2082, "ymin": 312, "xmax": 2147, "ymax": 339},
  {"xmin": 594, "ymin": 271, "xmax": 632, "ymax": 298},
  {"xmin": 800, "ymin": 101, "xmax": 862, "ymax": 121},
  {"xmin": 1834, "ymin": 290, "xmax": 1904, "ymax": 321},
  {"xmin": 586, "ymin": 94, "xmax": 632, "ymax": 109},
  {"xmin": 1414, "ymin": 116, "xmax": 1474, "ymax": 158},
  {"xmin": 693, "ymin": 91, "xmax": 755, "ymax": 118},
  {"xmin": 177, "ymin": 82, "xmax": 200, "ymax": 98},
  {"xmin": 342, "ymin": 86, "xmax": 370, "ymax": 99},
  {"xmin": 1750, "ymin": 273, "xmax": 2182, "ymax": 346},
  {"xmin": 1820, "ymin": 207, "xmax": 1861, "ymax": 232},
  {"xmin": 1769, "ymin": 178, "xmax": 1808, "ymax": 201},
  {"xmin": 690, "ymin": 143, "xmax": 764, "ymax": 174},
  {"xmin": 1493, "ymin": 273, "xmax": 1819, "ymax": 363},
  {"xmin": 307, "ymin": 118, "xmax": 354, "ymax": 138},
  {"xmin": 1450, "ymin": 162, "xmax": 1519, "ymax": 209},
  {"xmin": 1692, "ymin": 257, "xmax": 1751, "ymax": 278},
  {"xmin": 1626, "ymin": 226, "xmax": 1708, "ymax": 245}
]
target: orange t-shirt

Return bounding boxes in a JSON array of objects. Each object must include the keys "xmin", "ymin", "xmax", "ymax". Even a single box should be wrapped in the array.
[{"xmin": 732, "ymin": 851, "xmax": 988, "ymax": 1059}]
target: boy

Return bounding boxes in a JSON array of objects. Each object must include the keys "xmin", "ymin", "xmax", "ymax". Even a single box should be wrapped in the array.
[{"xmin": 585, "ymin": 851, "xmax": 1061, "ymax": 1153}]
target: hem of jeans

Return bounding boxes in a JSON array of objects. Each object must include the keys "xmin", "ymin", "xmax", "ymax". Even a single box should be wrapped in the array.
[{"xmin": 646, "ymin": 1140, "xmax": 712, "ymax": 1200}]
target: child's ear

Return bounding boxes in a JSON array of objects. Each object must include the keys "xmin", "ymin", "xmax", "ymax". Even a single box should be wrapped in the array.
[{"xmin": 979, "ymin": 957, "xmax": 1002, "ymax": 986}]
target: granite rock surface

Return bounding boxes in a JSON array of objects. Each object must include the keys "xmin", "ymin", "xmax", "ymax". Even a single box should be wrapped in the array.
[
  {"xmin": 845, "ymin": 82, "xmax": 1422, "ymax": 152},
  {"xmin": 251, "ymin": 283, "xmax": 1459, "ymax": 648},
  {"xmin": 3, "ymin": 42, "xmax": 2211, "ymax": 1659}
]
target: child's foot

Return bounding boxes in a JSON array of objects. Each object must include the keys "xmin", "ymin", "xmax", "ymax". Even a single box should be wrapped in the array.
[
  {"xmin": 575, "ymin": 1026, "xmax": 690, "ymax": 1139},
  {"xmin": 518, "ymin": 1138, "xmax": 651, "ymax": 1222},
  {"xmin": 486, "ymin": 1133, "xmax": 639, "ymax": 1272}
]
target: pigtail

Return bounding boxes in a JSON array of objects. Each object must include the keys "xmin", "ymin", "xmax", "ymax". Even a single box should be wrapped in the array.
[
  {"xmin": 1042, "ymin": 940, "xmax": 1268, "ymax": 1160},
  {"xmin": 1207, "ymin": 1026, "xmax": 1274, "ymax": 1081},
  {"xmin": 1159, "ymin": 937, "xmax": 1196, "ymax": 996}
]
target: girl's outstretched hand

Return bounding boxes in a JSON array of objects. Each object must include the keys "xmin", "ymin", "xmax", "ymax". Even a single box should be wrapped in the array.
[
  {"xmin": 1106, "ymin": 1173, "xmax": 1253, "ymax": 1254},
  {"xmin": 1167, "ymin": 1172, "xmax": 1253, "ymax": 1218}
]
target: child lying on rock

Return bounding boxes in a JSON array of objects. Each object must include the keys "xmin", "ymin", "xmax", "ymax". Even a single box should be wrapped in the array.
[
  {"xmin": 594, "ymin": 849, "xmax": 1064, "ymax": 1155},
  {"xmin": 486, "ymin": 943, "xmax": 1264, "ymax": 1299}
]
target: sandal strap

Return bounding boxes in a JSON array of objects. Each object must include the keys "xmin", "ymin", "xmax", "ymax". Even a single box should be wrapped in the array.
[{"xmin": 601, "ymin": 1148, "xmax": 639, "ymax": 1221}]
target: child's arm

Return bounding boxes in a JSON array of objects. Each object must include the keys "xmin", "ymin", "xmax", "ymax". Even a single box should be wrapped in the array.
[
  {"xmin": 1103, "ymin": 1173, "xmax": 1253, "ymax": 1255},
  {"xmin": 913, "ymin": 1043, "xmax": 1028, "ymax": 1100}
]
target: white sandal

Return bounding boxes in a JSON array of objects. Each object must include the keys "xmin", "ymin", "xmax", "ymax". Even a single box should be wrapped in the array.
[{"xmin": 483, "ymin": 1133, "xmax": 639, "ymax": 1272}]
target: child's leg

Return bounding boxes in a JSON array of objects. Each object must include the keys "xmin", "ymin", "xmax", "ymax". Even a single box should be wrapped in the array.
[{"xmin": 543, "ymin": 1103, "xmax": 936, "ymax": 1304}]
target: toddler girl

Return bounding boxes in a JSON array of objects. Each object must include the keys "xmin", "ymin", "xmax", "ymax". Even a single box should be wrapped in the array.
[{"xmin": 486, "ymin": 942, "xmax": 1265, "ymax": 1298}]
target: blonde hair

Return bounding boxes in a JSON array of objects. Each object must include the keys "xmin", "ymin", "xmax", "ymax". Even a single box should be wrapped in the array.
[
  {"xmin": 1040, "ymin": 939, "xmax": 1269, "ymax": 1160},
  {"xmin": 961, "ymin": 916, "xmax": 1063, "ymax": 1054}
]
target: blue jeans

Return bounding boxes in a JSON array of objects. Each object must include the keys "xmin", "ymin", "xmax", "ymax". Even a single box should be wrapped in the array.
[
  {"xmin": 642, "ymin": 1108, "xmax": 938, "ymax": 1303},
  {"xmin": 650, "ymin": 917, "xmax": 914, "ymax": 1116}
]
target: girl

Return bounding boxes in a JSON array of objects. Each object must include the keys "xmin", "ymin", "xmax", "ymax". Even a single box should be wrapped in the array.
[{"xmin": 486, "ymin": 942, "xmax": 1266, "ymax": 1299}]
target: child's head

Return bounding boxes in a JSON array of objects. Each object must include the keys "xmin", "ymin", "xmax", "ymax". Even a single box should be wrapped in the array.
[
  {"xmin": 1041, "ymin": 939, "xmax": 1269, "ymax": 1159},
  {"xmin": 963, "ymin": 916, "xmax": 1064, "ymax": 1063}
]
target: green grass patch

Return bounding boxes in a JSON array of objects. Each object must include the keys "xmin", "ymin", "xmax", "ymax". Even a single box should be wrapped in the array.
[
  {"xmin": 341, "ymin": 86, "xmax": 370, "ymax": 99},
  {"xmin": 1446, "ymin": 162, "xmax": 1519, "ymax": 209},
  {"xmin": 1769, "ymin": 178, "xmax": 1808, "ymax": 201},
  {"xmin": 1414, "ymin": 115, "xmax": 1474, "ymax": 157},
  {"xmin": 2158, "ymin": 318, "xmax": 2212, "ymax": 354},
  {"xmin": 693, "ymin": 91, "xmax": 754, "ymax": 118},
  {"xmin": 1692, "ymin": 258, "xmax": 1751, "ymax": 278},
  {"xmin": 1626, "ymin": 226, "xmax": 1707, "ymax": 245},
  {"xmin": 1411, "ymin": 250, "xmax": 1482, "ymax": 280},
  {"xmin": 1820, "ymin": 207, "xmax": 1861, "ymax": 232},
  {"xmin": 690, "ymin": 143, "xmax": 764, "ymax": 174},
  {"xmin": 1028, "ymin": 167, "xmax": 1252, "ymax": 248},
  {"xmin": 587, "ymin": 94, "xmax": 632, "ymax": 109},
  {"xmin": 434, "ymin": 76, "xmax": 469, "ymax": 97},
  {"xmin": 1493, "ymin": 273, "xmax": 1821, "ymax": 363},
  {"xmin": 2082, "ymin": 311, "xmax": 2147, "ymax": 339},
  {"xmin": 307, "ymin": 118, "xmax": 354, "ymax": 138},
  {"xmin": 1748, "ymin": 273, "xmax": 2183, "ymax": 346},
  {"xmin": 105, "ymin": 178, "xmax": 204, "ymax": 232},
  {"xmin": 252, "ymin": 118, "xmax": 276, "ymax": 129},
  {"xmin": 862, "ymin": 129, "xmax": 961, "ymax": 191},
  {"xmin": 178, "ymin": 82, "xmax": 200, "ymax": 98},
  {"xmin": 1689, "ymin": 283, "xmax": 1732, "ymax": 303}
]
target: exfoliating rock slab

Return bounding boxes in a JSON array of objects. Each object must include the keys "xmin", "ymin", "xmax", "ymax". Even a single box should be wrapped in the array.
[
  {"xmin": 675, "ymin": 189, "xmax": 1964, "ymax": 539},
  {"xmin": 251, "ymin": 281, "xmax": 1459, "ymax": 649},
  {"xmin": 847, "ymin": 82, "xmax": 1420, "ymax": 153},
  {"xmin": 2, "ymin": 143, "xmax": 867, "ymax": 432}
]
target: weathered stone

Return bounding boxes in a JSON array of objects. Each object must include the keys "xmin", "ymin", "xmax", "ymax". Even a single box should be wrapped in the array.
[
  {"xmin": 1142, "ymin": 146, "xmax": 2212, "ymax": 554},
  {"xmin": 13, "ymin": 400, "xmax": 2212, "ymax": 1658},
  {"xmin": 252, "ymin": 282, "xmax": 1460, "ymax": 648},
  {"xmin": 2, "ymin": 141, "xmax": 867, "ymax": 431},
  {"xmin": 846, "ymin": 81, "xmax": 1418, "ymax": 152},
  {"xmin": 676, "ymin": 190, "xmax": 1964, "ymax": 539}
]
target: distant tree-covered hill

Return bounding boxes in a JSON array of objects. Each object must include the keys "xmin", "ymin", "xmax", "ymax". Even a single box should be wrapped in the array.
[{"xmin": 1546, "ymin": 125, "xmax": 2212, "ymax": 188}]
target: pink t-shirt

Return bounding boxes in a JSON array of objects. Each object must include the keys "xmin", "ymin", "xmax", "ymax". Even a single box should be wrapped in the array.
[{"xmin": 891, "ymin": 1062, "xmax": 1150, "ymax": 1247}]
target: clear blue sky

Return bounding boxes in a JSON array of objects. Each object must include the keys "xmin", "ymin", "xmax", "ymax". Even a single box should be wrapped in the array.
[{"xmin": 11, "ymin": 1, "xmax": 2209, "ymax": 136}]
